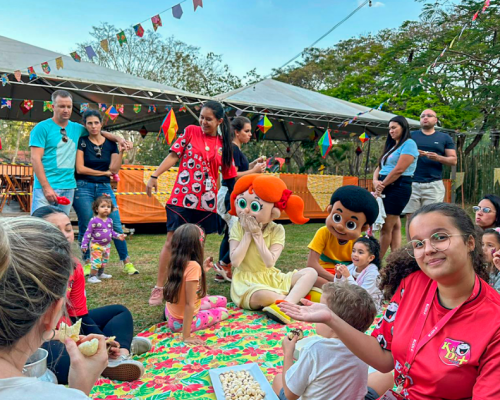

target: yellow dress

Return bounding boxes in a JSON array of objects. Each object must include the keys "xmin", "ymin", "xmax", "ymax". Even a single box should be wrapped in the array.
[{"xmin": 229, "ymin": 220, "xmax": 295, "ymax": 310}]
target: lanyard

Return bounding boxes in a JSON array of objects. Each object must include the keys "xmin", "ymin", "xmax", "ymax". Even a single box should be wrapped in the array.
[{"xmin": 398, "ymin": 275, "xmax": 480, "ymax": 391}]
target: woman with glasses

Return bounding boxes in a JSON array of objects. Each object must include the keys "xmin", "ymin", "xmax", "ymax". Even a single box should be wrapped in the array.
[
  {"xmin": 72, "ymin": 110, "xmax": 139, "ymax": 277},
  {"xmin": 474, "ymin": 194, "xmax": 500, "ymax": 230},
  {"xmin": 279, "ymin": 203, "xmax": 500, "ymax": 400},
  {"xmin": 373, "ymin": 116, "xmax": 419, "ymax": 258}
]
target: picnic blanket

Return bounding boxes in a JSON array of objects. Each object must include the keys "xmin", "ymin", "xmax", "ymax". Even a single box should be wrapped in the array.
[{"xmin": 91, "ymin": 304, "xmax": 384, "ymax": 400}]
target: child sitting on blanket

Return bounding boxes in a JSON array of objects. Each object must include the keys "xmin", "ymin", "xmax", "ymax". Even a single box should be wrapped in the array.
[
  {"xmin": 228, "ymin": 174, "xmax": 320, "ymax": 325},
  {"xmin": 164, "ymin": 224, "xmax": 229, "ymax": 344},
  {"xmin": 307, "ymin": 186, "xmax": 379, "ymax": 288},
  {"xmin": 272, "ymin": 282, "xmax": 376, "ymax": 400},
  {"xmin": 334, "ymin": 236, "xmax": 383, "ymax": 312}
]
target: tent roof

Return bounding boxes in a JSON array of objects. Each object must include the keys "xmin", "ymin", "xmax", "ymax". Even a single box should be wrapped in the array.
[
  {"xmin": 0, "ymin": 35, "xmax": 206, "ymax": 130},
  {"xmin": 217, "ymin": 79, "xmax": 452, "ymax": 141}
]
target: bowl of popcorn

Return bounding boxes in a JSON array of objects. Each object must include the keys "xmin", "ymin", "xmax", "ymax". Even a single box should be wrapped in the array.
[{"xmin": 209, "ymin": 363, "xmax": 279, "ymax": 400}]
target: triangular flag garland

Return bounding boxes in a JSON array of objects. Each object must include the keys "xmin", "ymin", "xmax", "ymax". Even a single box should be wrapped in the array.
[
  {"xmin": 1, "ymin": 98, "xmax": 12, "ymax": 109},
  {"xmin": 116, "ymin": 104, "xmax": 124, "ymax": 114},
  {"xmin": 1, "ymin": 74, "xmax": 8, "ymax": 86},
  {"xmin": 151, "ymin": 14, "xmax": 162, "ymax": 31},
  {"xmin": 116, "ymin": 31, "xmax": 127, "ymax": 47},
  {"xmin": 148, "ymin": 105, "xmax": 156, "ymax": 113},
  {"xmin": 99, "ymin": 103, "xmax": 107, "ymax": 112},
  {"xmin": 80, "ymin": 103, "xmax": 89, "ymax": 113},
  {"xmin": 100, "ymin": 39, "xmax": 109, "ymax": 53},
  {"xmin": 133, "ymin": 24, "xmax": 145, "ymax": 37},
  {"xmin": 70, "ymin": 52, "xmax": 81, "ymax": 62},
  {"xmin": 179, "ymin": 106, "xmax": 187, "ymax": 112},
  {"xmin": 318, "ymin": 129, "xmax": 333, "ymax": 159},
  {"xmin": 193, "ymin": 0, "xmax": 203, "ymax": 11},
  {"xmin": 133, "ymin": 104, "xmax": 142, "ymax": 113},
  {"xmin": 105, "ymin": 106, "xmax": 120, "ymax": 121},
  {"xmin": 257, "ymin": 115, "xmax": 272, "ymax": 134},
  {"xmin": 85, "ymin": 45, "xmax": 97, "ymax": 60},
  {"xmin": 28, "ymin": 67, "xmax": 37, "ymax": 80},
  {"xmin": 160, "ymin": 109, "xmax": 179, "ymax": 144},
  {"xmin": 20, "ymin": 100, "xmax": 34, "ymax": 115},
  {"xmin": 172, "ymin": 4, "xmax": 183, "ymax": 19},
  {"xmin": 55, "ymin": 57, "xmax": 64, "ymax": 70},
  {"xmin": 43, "ymin": 101, "xmax": 53, "ymax": 112},
  {"xmin": 41, "ymin": 62, "xmax": 51, "ymax": 74}
]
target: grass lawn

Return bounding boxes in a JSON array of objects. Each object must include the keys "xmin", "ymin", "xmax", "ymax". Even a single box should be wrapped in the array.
[{"xmin": 86, "ymin": 220, "xmax": 408, "ymax": 334}]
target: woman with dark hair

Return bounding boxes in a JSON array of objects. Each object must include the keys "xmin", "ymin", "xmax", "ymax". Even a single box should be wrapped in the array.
[
  {"xmin": 214, "ymin": 116, "xmax": 267, "ymax": 283},
  {"xmin": 373, "ymin": 116, "xmax": 419, "ymax": 258},
  {"xmin": 146, "ymin": 101, "xmax": 237, "ymax": 306},
  {"xmin": 72, "ymin": 110, "xmax": 139, "ymax": 277},
  {"xmin": 474, "ymin": 194, "xmax": 500, "ymax": 230}
]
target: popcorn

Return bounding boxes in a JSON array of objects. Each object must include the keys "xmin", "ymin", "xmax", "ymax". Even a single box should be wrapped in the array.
[{"xmin": 219, "ymin": 370, "xmax": 266, "ymax": 400}]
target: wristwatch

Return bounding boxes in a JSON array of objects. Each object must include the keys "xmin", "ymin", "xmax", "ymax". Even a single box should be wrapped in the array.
[{"xmin": 151, "ymin": 175, "xmax": 158, "ymax": 179}]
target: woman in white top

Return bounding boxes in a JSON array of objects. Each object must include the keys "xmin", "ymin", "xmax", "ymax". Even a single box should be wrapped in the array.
[
  {"xmin": 0, "ymin": 217, "xmax": 108, "ymax": 399},
  {"xmin": 334, "ymin": 236, "xmax": 382, "ymax": 311}
]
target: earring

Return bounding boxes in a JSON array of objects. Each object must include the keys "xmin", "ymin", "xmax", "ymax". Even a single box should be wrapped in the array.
[{"xmin": 42, "ymin": 329, "xmax": 56, "ymax": 342}]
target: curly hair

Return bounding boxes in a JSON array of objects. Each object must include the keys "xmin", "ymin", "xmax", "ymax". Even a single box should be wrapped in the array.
[{"xmin": 379, "ymin": 247, "xmax": 419, "ymax": 301}]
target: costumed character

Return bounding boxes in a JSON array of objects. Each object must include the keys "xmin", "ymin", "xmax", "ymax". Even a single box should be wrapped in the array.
[
  {"xmin": 306, "ymin": 185, "xmax": 379, "ymax": 287},
  {"xmin": 228, "ymin": 174, "xmax": 319, "ymax": 324}
]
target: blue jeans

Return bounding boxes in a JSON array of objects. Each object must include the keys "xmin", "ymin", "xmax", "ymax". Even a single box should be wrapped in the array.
[
  {"xmin": 72, "ymin": 180, "xmax": 128, "ymax": 262},
  {"xmin": 31, "ymin": 188, "xmax": 75, "ymax": 215}
]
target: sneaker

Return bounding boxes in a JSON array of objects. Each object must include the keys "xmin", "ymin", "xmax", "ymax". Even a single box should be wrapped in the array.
[
  {"xmin": 131, "ymin": 336, "xmax": 152, "ymax": 356},
  {"xmin": 123, "ymin": 262, "xmax": 139, "ymax": 275},
  {"xmin": 83, "ymin": 263, "xmax": 91, "ymax": 277},
  {"xmin": 99, "ymin": 273, "xmax": 113, "ymax": 279},
  {"xmin": 101, "ymin": 356, "xmax": 144, "ymax": 381},
  {"xmin": 214, "ymin": 262, "xmax": 232, "ymax": 283},
  {"xmin": 262, "ymin": 303, "xmax": 291, "ymax": 325},
  {"xmin": 148, "ymin": 286, "xmax": 163, "ymax": 306},
  {"xmin": 87, "ymin": 276, "xmax": 102, "ymax": 284}
]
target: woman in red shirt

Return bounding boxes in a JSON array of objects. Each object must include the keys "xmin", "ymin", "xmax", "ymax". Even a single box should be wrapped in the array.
[
  {"xmin": 280, "ymin": 203, "xmax": 500, "ymax": 400},
  {"xmin": 146, "ymin": 101, "xmax": 236, "ymax": 306}
]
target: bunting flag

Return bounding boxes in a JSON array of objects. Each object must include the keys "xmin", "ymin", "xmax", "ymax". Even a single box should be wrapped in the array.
[
  {"xmin": 1, "ymin": 74, "xmax": 8, "ymax": 86},
  {"xmin": 28, "ymin": 67, "xmax": 37, "ymax": 80},
  {"xmin": 160, "ymin": 109, "xmax": 179, "ymax": 144},
  {"xmin": 41, "ymin": 61, "xmax": 51, "ymax": 74},
  {"xmin": 172, "ymin": 4, "xmax": 183, "ymax": 19},
  {"xmin": 472, "ymin": 11, "xmax": 479, "ymax": 21},
  {"xmin": 179, "ymin": 105, "xmax": 187, "ymax": 112},
  {"xmin": 133, "ymin": 104, "xmax": 142, "ymax": 113},
  {"xmin": 483, "ymin": 0, "xmax": 490, "ymax": 12},
  {"xmin": 85, "ymin": 45, "xmax": 97, "ymax": 60},
  {"xmin": 359, "ymin": 132, "xmax": 370, "ymax": 144},
  {"xmin": 318, "ymin": 129, "xmax": 333, "ymax": 158},
  {"xmin": 377, "ymin": 102, "xmax": 384, "ymax": 110},
  {"xmin": 43, "ymin": 101, "xmax": 53, "ymax": 112},
  {"xmin": 449, "ymin": 36, "xmax": 457, "ymax": 49},
  {"xmin": 139, "ymin": 126, "xmax": 148, "ymax": 138},
  {"xmin": 14, "ymin": 70, "xmax": 21, "ymax": 81},
  {"xmin": 116, "ymin": 31, "xmax": 127, "ymax": 46},
  {"xmin": 70, "ymin": 52, "xmax": 81, "ymax": 62},
  {"xmin": 133, "ymin": 24, "xmax": 145, "ymax": 37},
  {"xmin": 20, "ymin": 100, "xmax": 34, "ymax": 115},
  {"xmin": 257, "ymin": 115, "xmax": 272, "ymax": 134},
  {"xmin": 1, "ymin": 98, "xmax": 12, "ymax": 109},
  {"xmin": 99, "ymin": 103, "xmax": 107, "ymax": 112},
  {"xmin": 116, "ymin": 104, "xmax": 124, "ymax": 114},
  {"xmin": 56, "ymin": 57, "xmax": 64, "ymax": 70},
  {"xmin": 80, "ymin": 103, "xmax": 89, "ymax": 113},
  {"xmin": 151, "ymin": 14, "xmax": 162, "ymax": 31},
  {"xmin": 148, "ymin": 105, "xmax": 156, "ymax": 113},
  {"xmin": 100, "ymin": 39, "xmax": 109, "ymax": 53},
  {"xmin": 105, "ymin": 106, "xmax": 119, "ymax": 121},
  {"xmin": 355, "ymin": 146, "xmax": 363, "ymax": 156},
  {"xmin": 235, "ymin": 109, "xmax": 243, "ymax": 116},
  {"xmin": 193, "ymin": 0, "xmax": 203, "ymax": 11}
]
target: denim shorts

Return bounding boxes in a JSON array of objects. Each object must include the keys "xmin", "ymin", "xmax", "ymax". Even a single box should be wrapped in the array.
[{"xmin": 31, "ymin": 188, "xmax": 74, "ymax": 215}]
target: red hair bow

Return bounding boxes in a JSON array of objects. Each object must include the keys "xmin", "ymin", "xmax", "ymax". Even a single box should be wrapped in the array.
[{"xmin": 276, "ymin": 189, "xmax": 292, "ymax": 210}]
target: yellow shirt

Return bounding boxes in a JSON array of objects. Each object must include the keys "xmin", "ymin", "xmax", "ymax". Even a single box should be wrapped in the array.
[{"xmin": 308, "ymin": 226, "xmax": 353, "ymax": 269}]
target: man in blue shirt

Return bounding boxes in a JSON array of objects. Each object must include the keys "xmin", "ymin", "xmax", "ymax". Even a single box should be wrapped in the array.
[
  {"xmin": 30, "ymin": 90, "xmax": 130, "ymax": 214},
  {"xmin": 403, "ymin": 109, "xmax": 457, "ymax": 231}
]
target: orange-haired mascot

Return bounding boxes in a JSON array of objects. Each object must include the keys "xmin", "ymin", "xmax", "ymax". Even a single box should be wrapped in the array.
[{"xmin": 228, "ymin": 174, "xmax": 319, "ymax": 324}]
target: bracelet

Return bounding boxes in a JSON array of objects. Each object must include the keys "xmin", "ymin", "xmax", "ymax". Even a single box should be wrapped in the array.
[{"xmin": 151, "ymin": 175, "xmax": 158, "ymax": 179}]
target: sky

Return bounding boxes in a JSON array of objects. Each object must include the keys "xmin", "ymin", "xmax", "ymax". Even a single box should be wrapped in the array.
[{"xmin": 0, "ymin": 0, "xmax": 425, "ymax": 78}]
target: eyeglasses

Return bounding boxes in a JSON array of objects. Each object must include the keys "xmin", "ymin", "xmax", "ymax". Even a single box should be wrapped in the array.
[
  {"xmin": 60, "ymin": 128, "xmax": 68, "ymax": 143},
  {"xmin": 420, "ymin": 114, "xmax": 437, "ymax": 119},
  {"xmin": 473, "ymin": 206, "xmax": 495, "ymax": 214},
  {"xmin": 406, "ymin": 232, "xmax": 467, "ymax": 258}
]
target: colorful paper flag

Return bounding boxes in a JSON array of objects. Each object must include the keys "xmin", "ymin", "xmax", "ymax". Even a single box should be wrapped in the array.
[
  {"xmin": 440, "ymin": 47, "xmax": 447, "ymax": 57},
  {"xmin": 483, "ymin": 0, "xmax": 490, "ymax": 12},
  {"xmin": 257, "ymin": 115, "xmax": 272, "ymax": 134},
  {"xmin": 193, "ymin": 0, "xmax": 203, "ymax": 11},
  {"xmin": 148, "ymin": 105, "xmax": 156, "ymax": 113},
  {"xmin": 55, "ymin": 57, "xmax": 64, "ymax": 70},
  {"xmin": 172, "ymin": 4, "xmax": 183, "ymax": 19},
  {"xmin": 20, "ymin": 100, "xmax": 34, "ymax": 115},
  {"xmin": 80, "ymin": 103, "xmax": 89, "ymax": 113},
  {"xmin": 1, "ymin": 98, "xmax": 12, "ymax": 109},
  {"xmin": 99, "ymin": 103, "xmax": 107, "ymax": 112},
  {"xmin": 100, "ymin": 39, "xmax": 109, "ymax": 53},
  {"xmin": 377, "ymin": 102, "xmax": 384, "ymax": 110},
  {"xmin": 43, "ymin": 101, "xmax": 53, "ymax": 112},
  {"xmin": 116, "ymin": 31, "xmax": 127, "ymax": 47},
  {"xmin": 179, "ymin": 106, "xmax": 187, "ymax": 112},
  {"xmin": 160, "ymin": 109, "xmax": 179, "ymax": 144},
  {"xmin": 70, "ymin": 52, "xmax": 81, "ymax": 62},
  {"xmin": 14, "ymin": 70, "xmax": 21, "ymax": 81},
  {"xmin": 318, "ymin": 129, "xmax": 333, "ymax": 158},
  {"xmin": 115, "ymin": 104, "xmax": 124, "ymax": 114},
  {"xmin": 41, "ymin": 61, "xmax": 51, "ymax": 74},
  {"xmin": 472, "ymin": 11, "xmax": 479, "ymax": 21},
  {"xmin": 355, "ymin": 146, "xmax": 363, "ymax": 156},
  {"xmin": 235, "ymin": 109, "xmax": 243, "ymax": 116},
  {"xmin": 105, "ymin": 106, "xmax": 120, "ymax": 121},
  {"xmin": 449, "ymin": 36, "xmax": 457, "ymax": 49},
  {"xmin": 139, "ymin": 126, "xmax": 148, "ymax": 138},
  {"xmin": 1, "ymin": 74, "xmax": 8, "ymax": 86},
  {"xmin": 28, "ymin": 67, "xmax": 37, "ymax": 80},
  {"xmin": 151, "ymin": 14, "xmax": 162, "ymax": 31},
  {"xmin": 359, "ymin": 132, "xmax": 370, "ymax": 144},
  {"xmin": 133, "ymin": 24, "xmax": 145, "ymax": 37},
  {"xmin": 85, "ymin": 45, "xmax": 97, "ymax": 60},
  {"xmin": 133, "ymin": 104, "xmax": 142, "ymax": 113}
]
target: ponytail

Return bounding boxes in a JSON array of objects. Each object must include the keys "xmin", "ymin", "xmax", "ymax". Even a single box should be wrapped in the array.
[{"xmin": 201, "ymin": 101, "xmax": 233, "ymax": 170}]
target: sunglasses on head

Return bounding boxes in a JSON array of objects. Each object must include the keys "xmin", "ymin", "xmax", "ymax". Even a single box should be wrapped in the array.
[{"xmin": 60, "ymin": 128, "xmax": 68, "ymax": 143}]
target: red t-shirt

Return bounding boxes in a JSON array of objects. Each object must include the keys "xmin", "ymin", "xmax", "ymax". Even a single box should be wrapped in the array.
[
  {"xmin": 167, "ymin": 125, "xmax": 236, "ymax": 213},
  {"xmin": 66, "ymin": 261, "xmax": 88, "ymax": 318},
  {"xmin": 372, "ymin": 270, "xmax": 500, "ymax": 400}
]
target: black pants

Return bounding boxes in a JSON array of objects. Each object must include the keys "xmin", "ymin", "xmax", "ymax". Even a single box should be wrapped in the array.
[{"xmin": 43, "ymin": 304, "xmax": 134, "ymax": 384}]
